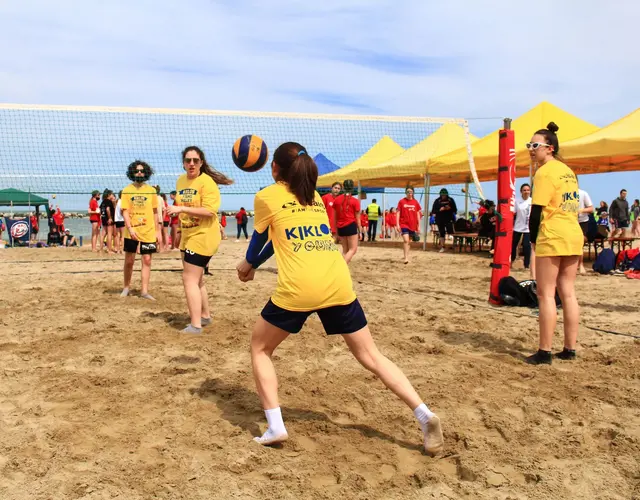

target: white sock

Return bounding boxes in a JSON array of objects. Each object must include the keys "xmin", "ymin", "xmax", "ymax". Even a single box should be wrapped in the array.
[
  {"xmin": 264, "ymin": 407, "xmax": 286, "ymax": 436},
  {"xmin": 414, "ymin": 403, "xmax": 435, "ymax": 431}
]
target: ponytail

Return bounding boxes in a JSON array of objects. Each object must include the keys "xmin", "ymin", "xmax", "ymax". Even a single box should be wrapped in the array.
[
  {"xmin": 273, "ymin": 142, "xmax": 318, "ymax": 206},
  {"xmin": 201, "ymin": 162, "xmax": 234, "ymax": 186}
]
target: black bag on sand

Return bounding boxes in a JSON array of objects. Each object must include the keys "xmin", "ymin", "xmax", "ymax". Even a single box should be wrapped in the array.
[{"xmin": 499, "ymin": 277, "xmax": 561, "ymax": 308}]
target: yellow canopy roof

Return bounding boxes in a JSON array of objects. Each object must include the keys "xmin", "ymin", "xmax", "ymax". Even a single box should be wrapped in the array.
[
  {"xmin": 344, "ymin": 123, "xmax": 479, "ymax": 188},
  {"xmin": 563, "ymin": 108, "xmax": 640, "ymax": 174},
  {"xmin": 427, "ymin": 101, "xmax": 599, "ymax": 184},
  {"xmin": 316, "ymin": 136, "xmax": 404, "ymax": 187}
]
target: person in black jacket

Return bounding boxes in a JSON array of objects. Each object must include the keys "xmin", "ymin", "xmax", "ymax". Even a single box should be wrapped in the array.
[
  {"xmin": 431, "ymin": 189, "xmax": 457, "ymax": 253},
  {"xmin": 609, "ymin": 189, "xmax": 629, "ymax": 235}
]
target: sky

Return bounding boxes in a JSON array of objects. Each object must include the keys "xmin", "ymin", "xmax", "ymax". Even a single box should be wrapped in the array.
[{"xmin": 0, "ymin": 0, "xmax": 639, "ymax": 211}]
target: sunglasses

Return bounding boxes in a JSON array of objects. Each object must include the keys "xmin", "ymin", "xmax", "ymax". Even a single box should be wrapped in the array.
[
  {"xmin": 183, "ymin": 158, "xmax": 202, "ymax": 165},
  {"xmin": 525, "ymin": 142, "xmax": 551, "ymax": 150}
]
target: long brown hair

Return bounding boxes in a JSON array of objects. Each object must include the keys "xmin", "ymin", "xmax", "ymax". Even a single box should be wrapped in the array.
[
  {"xmin": 273, "ymin": 142, "xmax": 317, "ymax": 205},
  {"xmin": 182, "ymin": 146, "xmax": 233, "ymax": 185}
]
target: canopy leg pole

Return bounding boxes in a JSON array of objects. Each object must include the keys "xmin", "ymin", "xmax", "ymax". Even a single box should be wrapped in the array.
[
  {"xmin": 382, "ymin": 191, "xmax": 386, "ymax": 239},
  {"xmin": 464, "ymin": 181, "xmax": 470, "ymax": 219},
  {"xmin": 423, "ymin": 174, "xmax": 431, "ymax": 251}
]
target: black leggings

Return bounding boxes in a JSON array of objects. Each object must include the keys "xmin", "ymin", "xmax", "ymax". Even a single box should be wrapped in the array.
[
  {"xmin": 511, "ymin": 231, "xmax": 531, "ymax": 268},
  {"xmin": 237, "ymin": 223, "xmax": 248, "ymax": 239}
]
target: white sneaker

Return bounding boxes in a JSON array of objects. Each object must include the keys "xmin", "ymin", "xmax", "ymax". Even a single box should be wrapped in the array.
[{"xmin": 439, "ymin": 248, "xmax": 445, "ymax": 253}]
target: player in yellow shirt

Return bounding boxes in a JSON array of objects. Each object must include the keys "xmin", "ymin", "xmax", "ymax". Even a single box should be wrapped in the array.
[
  {"xmin": 120, "ymin": 160, "xmax": 159, "ymax": 300},
  {"xmin": 235, "ymin": 142, "xmax": 444, "ymax": 456},
  {"xmin": 527, "ymin": 122, "xmax": 582, "ymax": 365},
  {"xmin": 167, "ymin": 146, "xmax": 234, "ymax": 334}
]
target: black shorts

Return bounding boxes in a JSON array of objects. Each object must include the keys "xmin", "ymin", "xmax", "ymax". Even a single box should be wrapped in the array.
[
  {"xmin": 616, "ymin": 220, "xmax": 629, "ymax": 229},
  {"xmin": 261, "ymin": 299, "xmax": 367, "ymax": 335},
  {"xmin": 437, "ymin": 220, "xmax": 454, "ymax": 237},
  {"xmin": 337, "ymin": 222, "xmax": 358, "ymax": 237},
  {"xmin": 115, "ymin": 221, "xmax": 125, "ymax": 228},
  {"xmin": 579, "ymin": 221, "xmax": 589, "ymax": 236},
  {"xmin": 101, "ymin": 218, "xmax": 112, "ymax": 227},
  {"xmin": 181, "ymin": 249, "xmax": 212, "ymax": 268},
  {"xmin": 123, "ymin": 238, "xmax": 157, "ymax": 255},
  {"xmin": 163, "ymin": 221, "xmax": 169, "ymax": 228}
]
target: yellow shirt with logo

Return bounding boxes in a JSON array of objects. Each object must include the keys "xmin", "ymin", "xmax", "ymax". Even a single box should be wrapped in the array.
[
  {"xmin": 176, "ymin": 173, "xmax": 222, "ymax": 256},
  {"xmin": 532, "ymin": 159, "xmax": 583, "ymax": 257},
  {"xmin": 121, "ymin": 183, "xmax": 158, "ymax": 243},
  {"xmin": 254, "ymin": 182, "xmax": 356, "ymax": 311}
]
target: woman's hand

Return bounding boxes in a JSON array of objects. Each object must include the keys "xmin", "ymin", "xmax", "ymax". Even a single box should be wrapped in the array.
[
  {"xmin": 236, "ymin": 259, "xmax": 255, "ymax": 282},
  {"xmin": 166, "ymin": 205, "xmax": 183, "ymax": 217}
]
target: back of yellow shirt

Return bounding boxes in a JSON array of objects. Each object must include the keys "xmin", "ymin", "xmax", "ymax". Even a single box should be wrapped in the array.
[
  {"xmin": 121, "ymin": 183, "xmax": 157, "ymax": 243},
  {"xmin": 254, "ymin": 182, "xmax": 355, "ymax": 311},
  {"xmin": 532, "ymin": 159, "xmax": 583, "ymax": 257},
  {"xmin": 176, "ymin": 173, "xmax": 221, "ymax": 256}
]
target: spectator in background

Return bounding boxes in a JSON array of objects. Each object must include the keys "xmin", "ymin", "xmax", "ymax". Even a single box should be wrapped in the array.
[
  {"xmin": 386, "ymin": 208, "xmax": 398, "ymax": 239},
  {"xmin": 322, "ymin": 182, "xmax": 342, "ymax": 240},
  {"xmin": 631, "ymin": 199, "xmax": 640, "ymax": 237},
  {"xmin": 63, "ymin": 229, "xmax": 77, "ymax": 247},
  {"xmin": 479, "ymin": 200, "xmax": 497, "ymax": 254},
  {"xmin": 431, "ymin": 188, "xmax": 457, "ymax": 253},
  {"xmin": 397, "ymin": 187, "xmax": 422, "ymax": 264},
  {"xmin": 630, "ymin": 199, "xmax": 640, "ymax": 221},
  {"xmin": 160, "ymin": 192, "xmax": 170, "ymax": 251},
  {"xmin": 29, "ymin": 212, "xmax": 39, "ymax": 243},
  {"xmin": 577, "ymin": 187, "xmax": 594, "ymax": 275},
  {"xmin": 359, "ymin": 210, "xmax": 369, "ymax": 242},
  {"xmin": 512, "ymin": 184, "xmax": 533, "ymax": 273},
  {"xmin": 219, "ymin": 211, "xmax": 228, "ymax": 240},
  {"xmin": 365, "ymin": 198, "xmax": 382, "ymax": 242},
  {"xmin": 100, "ymin": 189, "xmax": 115, "ymax": 254},
  {"xmin": 53, "ymin": 206, "xmax": 65, "ymax": 232},
  {"xmin": 47, "ymin": 226, "xmax": 62, "ymax": 246},
  {"xmin": 114, "ymin": 191, "xmax": 124, "ymax": 254},
  {"xmin": 154, "ymin": 186, "xmax": 165, "ymax": 252},
  {"xmin": 235, "ymin": 207, "xmax": 249, "ymax": 241},
  {"xmin": 89, "ymin": 190, "xmax": 102, "ymax": 252},
  {"xmin": 610, "ymin": 189, "xmax": 630, "ymax": 236},
  {"xmin": 169, "ymin": 190, "xmax": 180, "ymax": 250},
  {"xmin": 47, "ymin": 205, "xmax": 56, "ymax": 232},
  {"xmin": 596, "ymin": 200, "xmax": 608, "ymax": 217}
]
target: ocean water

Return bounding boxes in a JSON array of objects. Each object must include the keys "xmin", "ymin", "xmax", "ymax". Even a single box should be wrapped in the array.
[{"xmin": 2, "ymin": 217, "xmax": 255, "ymax": 243}]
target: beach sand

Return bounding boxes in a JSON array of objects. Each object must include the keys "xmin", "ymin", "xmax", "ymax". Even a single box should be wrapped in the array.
[{"xmin": 0, "ymin": 243, "xmax": 638, "ymax": 499}]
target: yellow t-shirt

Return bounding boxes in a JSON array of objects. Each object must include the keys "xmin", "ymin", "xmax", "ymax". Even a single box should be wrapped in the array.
[
  {"xmin": 531, "ymin": 159, "xmax": 583, "ymax": 257},
  {"xmin": 121, "ymin": 183, "xmax": 158, "ymax": 243},
  {"xmin": 176, "ymin": 173, "xmax": 221, "ymax": 256},
  {"xmin": 254, "ymin": 182, "xmax": 356, "ymax": 311}
]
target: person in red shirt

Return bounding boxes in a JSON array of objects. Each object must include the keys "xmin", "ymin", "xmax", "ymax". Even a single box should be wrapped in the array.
[
  {"xmin": 169, "ymin": 190, "xmax": 180, "ymax": 249},
  {"xmin": 359, "ymin": 211, "xmax": 369, "ymax": 242},
  {"xmin": 219, "ymin": 211, "xmax": 228, "ymax": 240},
  {"xmin": 53, "ymin": 206, "xmax": 65, "ymax": 233},
  {"xmin": 235, "ymin": 207, "xmax": 249, "ymax": 241},
  {"xmin": 322, "ymin": 182, "xmax": 342, "ymax": 238},
  {"xmin": 29, "ymin": 213, "xmax": 39, "ymax": 243},
  {"xmin": 396, "ymin": 187, "xmax": 422, "ymax": 264},
  {"xmin": 333, "ymin": 179, "xmax": 361, "ymax": 264},
  {"xmin": 89, "ymin": 190, "xmax": 102, "ymax": 252}
]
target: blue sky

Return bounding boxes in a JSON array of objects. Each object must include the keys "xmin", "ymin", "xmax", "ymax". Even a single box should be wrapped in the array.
[{"xmin": 0, "ymin": 0, "xmax": 639, "ymax": 211}]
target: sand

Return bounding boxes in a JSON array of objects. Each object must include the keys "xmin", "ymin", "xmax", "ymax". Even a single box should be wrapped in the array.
[{"xmin": 0, "ymin": 243, "xmax": 638, "ymax": 500}]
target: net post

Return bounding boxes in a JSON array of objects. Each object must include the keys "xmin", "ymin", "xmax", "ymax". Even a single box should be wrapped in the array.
[
  {"xmin": 489, "ymin": 118, "xmax": 516, "ymax": 305},
  {"xmin": 423, "ymin": 174, "xmax": 430, "ymax": 251},
  {"xmin": 464, "ymin": 181, "xmax": 470, "ymax": 219}
]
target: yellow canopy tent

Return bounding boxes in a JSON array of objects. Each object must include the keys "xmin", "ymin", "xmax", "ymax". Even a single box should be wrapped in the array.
[
  {"xmin": 427, "ymin": 101, "xmax": 599, "ymax": 184},
  {"xmin": 342, "ymin": 123, "xmax": 479, "ymax": 188},
  {"xmin": 562, "ymin": 108, "xmax": 640, "ymax": 174},
  {"xmin": 316, "ymin": 136, "xmax": 404, "ymax": 187}
]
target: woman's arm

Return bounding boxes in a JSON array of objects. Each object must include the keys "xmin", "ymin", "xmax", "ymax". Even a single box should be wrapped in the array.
[{"xmin": 529, "ymin": 205, "xmax": 543, "ymax": 244}]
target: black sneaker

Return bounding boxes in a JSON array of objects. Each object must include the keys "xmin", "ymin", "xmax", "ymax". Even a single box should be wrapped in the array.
[
  {"xmin": 525, "ymin": 349, "xmax": 552, "ymax": 365},
  {"xmin": 555, "ymin": 348, "xmax": 576, "ymax": 360}
]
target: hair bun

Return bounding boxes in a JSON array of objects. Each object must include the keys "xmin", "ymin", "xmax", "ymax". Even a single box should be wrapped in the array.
[{"xmin": 546, "ymin": 121, "xmax": 559, "ymax": 134}]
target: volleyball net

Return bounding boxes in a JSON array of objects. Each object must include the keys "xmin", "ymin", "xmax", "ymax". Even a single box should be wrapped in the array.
[{"xmin": 0, "ymin": 104, "xmax": 484, "ymax": 212}]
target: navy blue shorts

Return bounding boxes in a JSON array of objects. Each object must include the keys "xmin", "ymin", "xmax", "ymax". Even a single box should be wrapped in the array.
[
  {"xmin": 401, "ymin": 227, "xmax": 415, "ymax": 237},
  {"xmin": 261, "ymin": 299, "xmax": 367, "ymax": 335},
  {"xmin": 337, "ymin": 222, "xmax": 358, "ymax": 237}
]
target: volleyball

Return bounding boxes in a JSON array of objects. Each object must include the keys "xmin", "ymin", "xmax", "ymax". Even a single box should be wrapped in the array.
[
  {"xmin": 461, "ymin": 187, "xmax": 467, "ymax": 193},
  {"xmin": 232, "ymin": 135, "xmax": 269, "ymax": 172}
]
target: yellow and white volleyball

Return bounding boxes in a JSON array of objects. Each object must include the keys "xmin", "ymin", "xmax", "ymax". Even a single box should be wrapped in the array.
[
  {"xmin": 461, "ymin": 187, "xmax": 467, "ymax": 193},
  {"xmin": 52, "ymin": 194, "xmax": 57, "ymax": 199}
]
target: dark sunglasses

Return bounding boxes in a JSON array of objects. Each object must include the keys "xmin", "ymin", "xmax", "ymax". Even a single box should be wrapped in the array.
[{"xmin": 183, "ymin": 158, "xmax": 202, "ymax": 164}]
